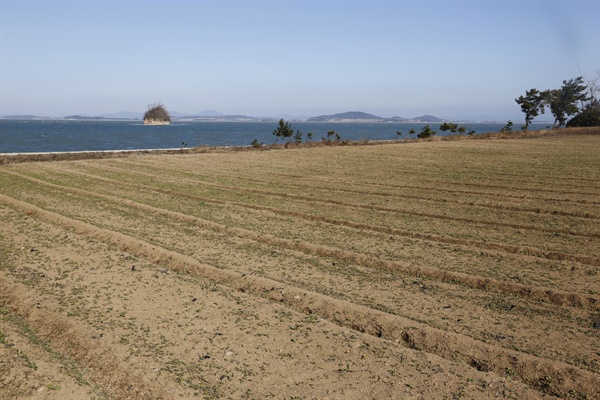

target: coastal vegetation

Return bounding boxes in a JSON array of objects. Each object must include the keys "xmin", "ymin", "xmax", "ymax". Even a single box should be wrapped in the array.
[
  {"xmin": 500, "ymin": 120, "xmax": 514, "ymax": 132},
  {"xmin": 516, "ymin": 74, "xmax": 599, "ymax": 130},
  {"xmin": 143, "ymin": 103, "xmax": 171, "ymax": 125},
  {"xmin": 271, "ymin": 119, "xmax": 294, "ymax": 142},
  {"xmin": 567, "ymin": 107, "xmax": 600, "ymax": 127},
  {"xmin": 268, "ymin": 120, "xmax": 481, "ymax": 146},
  {"xmin": 417, "ymin": 124, "xmax": 436, "ymax": 138}
]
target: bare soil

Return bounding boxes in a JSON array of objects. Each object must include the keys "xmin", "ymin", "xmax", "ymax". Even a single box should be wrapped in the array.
[{"xmin": 1, "ymin": 130, "xmax": 599, "ymax": 399}]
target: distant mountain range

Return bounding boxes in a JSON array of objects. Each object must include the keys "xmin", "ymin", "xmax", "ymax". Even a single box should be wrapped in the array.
[
  {"xmin": 307, "ymin": 111, "xmax": 445, "ymax": 123},
  {"xmin": 1, "ymin": 114, "xmax": 50, "ymax": 120},
  {"xmin": 307, "ymin": 111, "xmax": 387, "ymax": 122},
  {"xmin": 2, "ymin": 110, "xmax": 448, "ymax": 123}
]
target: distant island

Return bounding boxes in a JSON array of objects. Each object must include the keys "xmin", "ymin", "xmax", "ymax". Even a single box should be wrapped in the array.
[
  {"xmin": 307, "ymin": 111, "xmax": 387, "ymax": 122},
  {"xmin": 143, "ymin": 103, "xmax": 171, "ymax": 125},
  {"xmin": 1, "ymin": 110, "xmax": 479, "ymax": 123},
  {"xmin": 63, "ymin": 115, "xmax": 109, "ymax": 120},
  {"xmin": 307, "ymin": 111, "xmax": 445, "ymax": 123}
]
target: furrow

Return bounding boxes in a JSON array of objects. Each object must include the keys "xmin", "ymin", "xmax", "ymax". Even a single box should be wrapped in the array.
[
  {"xmin": 472, "ymin": 170, "xmax": 599, "ymax": 184},
  {"xmin": 268, "ymin": 171, "xmax": 600, "ymax": 206},
  {"xmin": 0, "ymin": 192, "xmax": 597, "ymax": 399},
  {"xmin": 0, "ymin": 275, "xmax": 172, "ymax": 400},
  {"xmin": 406, "ymin": 177, "xmax": 598, "ymax": 197},
  {"xmin": 216, "ymin": 175, "xmax": 599, "ymax": 220},
  {"xmin": 122, "ymin": 158, "xmax": 600, "ymax": 207},
  {"xmin": 4, "ymin": 171, "xmax": 597, "ymax": 310},
  {"xmin": 264, "ymin": 168, "xmax": 599, "ymax": 198},
  {"xmin": 41, "ymin": 167, "xmax": 600, "ymax": 267},
  {"xmin": 82, "ymin": 163, "xmax": 600, "ymax": 239}
]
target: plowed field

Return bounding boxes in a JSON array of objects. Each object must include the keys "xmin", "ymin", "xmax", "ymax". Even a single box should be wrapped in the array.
[{"xmin": 1, "ymin": 134, "xmax": 599, "ymax": 399}]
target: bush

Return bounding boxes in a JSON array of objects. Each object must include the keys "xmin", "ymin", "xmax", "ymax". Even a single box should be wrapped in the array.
[
  {"xmin": 417, "ymin": 125, "xmax": 436, "ymax": 138},
  {"xmin": 566, "ymin": 108, "xmax": 600, "ymax": 127},
  {"xmin": 500, "ymin": 120, "xmax": 513, "ymax": 132},
  {"xmin": 439, "ymin": 122, "xmax": 459, "ymax": 132}
]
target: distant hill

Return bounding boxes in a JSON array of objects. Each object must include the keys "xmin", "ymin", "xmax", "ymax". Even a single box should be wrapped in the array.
[
  {"xmin": 406, "ymin": 115, "xmax": 445, "ymax": 123},
  {"xmin": 308, "ymin": 111, "xmax": 385, "ymax": 122},
  {"xmin": 1, "ymin": 115, "xmax": 45, "ymax": 120},
  {"xmin": 306, "ymin": 111, "xmax": 447, "ymax": 123},
  {"xmin": 195, "ymin": 110, "xmax": 224, "ymax": 117},
  {"xmin": 174, "ymin": 114, "xmax": 274, "ymax": 122},
  {"xmin": 165, "ymin": 111, "xmax": 189, "ymax": 118},
  {"xmin": 3, "ymin": 110, "xmax": 448, "ymax": 123},
  {"xmin": 100, "ymin": 111, "xmax": 143, "ymax": 119},
  {"xmin": 64, "ymin": 115, "xmax": 107, "ymax": 120}
]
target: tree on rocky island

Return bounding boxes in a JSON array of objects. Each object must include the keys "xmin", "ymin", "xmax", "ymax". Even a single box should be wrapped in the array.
[{"xmin": 144, "ymin": 103, "xmax": 171, "ymax": 125}]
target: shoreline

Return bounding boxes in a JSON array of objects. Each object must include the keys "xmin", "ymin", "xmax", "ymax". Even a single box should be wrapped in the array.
[
  {"xmin": 1, "ymin": 127, "xmax": 598, "ymax": 165},
  {"xmin": 0, "ymin": 147, "xmax": 189, "ymax": 156}
]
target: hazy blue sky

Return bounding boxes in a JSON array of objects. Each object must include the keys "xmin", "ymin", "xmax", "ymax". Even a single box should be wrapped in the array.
[{"xmin": 1, "ymin": 0, "xmax": 598, "ymax": 120}]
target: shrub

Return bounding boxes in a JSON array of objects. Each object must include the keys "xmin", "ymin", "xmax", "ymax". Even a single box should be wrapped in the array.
[
  {"xmin": 417, "ymin": 125, "xmax": 436, "ymax": 138},
  {"xmin": 439, "ymin": 122, "xmax": 459, "ymax": 132},
  {"xmin": 500, "ymin": 120, "xmax": 513, "ymax": 132},
  {"xmin": 566, "ymin": 108, "xmax": 600, "ymax": 127}
]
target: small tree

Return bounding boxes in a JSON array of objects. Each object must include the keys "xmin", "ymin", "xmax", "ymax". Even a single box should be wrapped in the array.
[
  {"xmin": 306, "ymin": 132, "xmax": 313, "ymax": 142},
  {"xmin": 272, "ymin": 119, "xmax": 294, "ymax": 143},
  {"xmin": 439, "ymin": 122, "xmax": 472, "ymax": 135},
  {"xmin": 396, "ymin": 130, "xmax": 402, "ymax": 139},
  {"xmin": 321, "ymin": 130, "xmax": 337, "ymax": 145},
  {"xmin": 515, "ymin": 89, "xmax": 546, "ymax": 131},
  {"xmin": 439, "ymin": 122, "xmax": 459, "ymax": 132},
  {"xmin": 294, "ymin": 130, "xmax": 303, "ymax": 143},
  {"xmin": 500, "ymin": 120, "xmax": 513, "ymax": 132},
  {"xmin": 417, "ymin": 125, "xmax": 436, "ymax": 138}
]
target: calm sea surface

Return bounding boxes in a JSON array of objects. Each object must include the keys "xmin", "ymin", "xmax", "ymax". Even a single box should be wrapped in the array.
[{"xmin": 0, "ymin": 120, "xmax": 549, "ymax": 154}]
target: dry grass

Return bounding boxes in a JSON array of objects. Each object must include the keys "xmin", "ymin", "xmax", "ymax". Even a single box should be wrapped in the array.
[{"xmin": 1, "ymin": 128, "xmax": 599, "ymax": 399}]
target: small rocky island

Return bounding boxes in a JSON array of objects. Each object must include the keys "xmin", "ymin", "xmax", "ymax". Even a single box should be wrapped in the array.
[{"xmin": 143, "ymin": 103, "xmax": 171, "ymax": 125}]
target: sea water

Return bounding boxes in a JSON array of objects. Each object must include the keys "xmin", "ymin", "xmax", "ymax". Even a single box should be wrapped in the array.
[{"xmin": 0, "ymin": 119, "xmax": 550, "ymax": 154}]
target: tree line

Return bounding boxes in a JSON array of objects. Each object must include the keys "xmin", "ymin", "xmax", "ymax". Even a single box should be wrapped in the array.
[
  {"xmin": 260, "ymin": 74, "xmax": 600, "ymax": 146},
  {"xmin": 515, "ymin": 74, "xmax": 599, "ymax": 130},
  {"xmin": 263, "ymin": 119, "xmax": 475, "ymax": 146}
]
